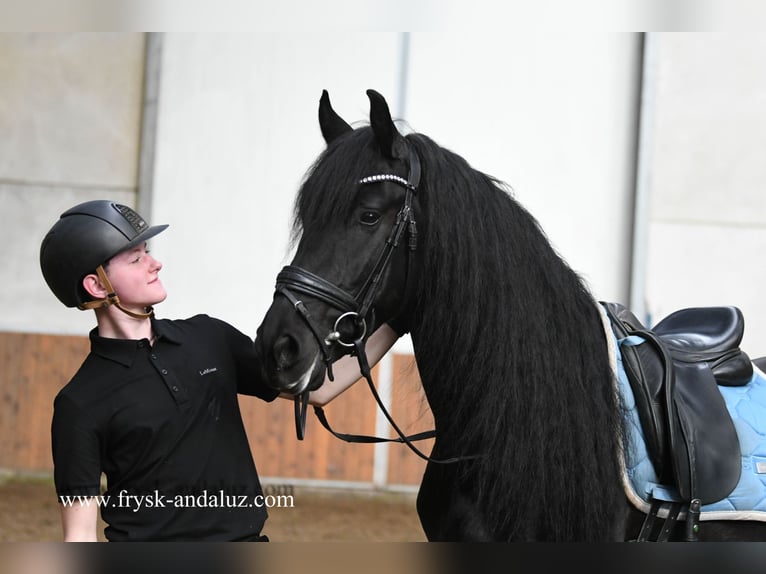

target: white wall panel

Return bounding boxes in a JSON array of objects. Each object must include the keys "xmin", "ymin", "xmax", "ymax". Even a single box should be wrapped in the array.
[
  {"xmin": 404, "ymin": 33, "xmax": 641, "ymax": 304},
  {"xmin": 150, "ymin": 33, "xmax": 641, "ymax": 339},
  {"xmin": 644, "ymin": 33, "xmax": 766, "ymax": 354},
  {"xmin": 150, "ymin": 33, "xmax": 403, "ymax": 335},
  {"xmin": 0, "ymin": 33, "xmax": 145, "ymax": 335}
]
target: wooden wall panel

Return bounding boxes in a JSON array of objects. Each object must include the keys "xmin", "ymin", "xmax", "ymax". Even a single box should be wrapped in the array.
[
  {"xmin": 387, "ymin": 354, "xmax": 433, "ymax": 487},
  {"xmin": 0, "ymin": 332, "xmax": 89, "ymax": 471},
  {"xmin": 240, "ymin": 366, "xmax": 382, "ymax": 483}
]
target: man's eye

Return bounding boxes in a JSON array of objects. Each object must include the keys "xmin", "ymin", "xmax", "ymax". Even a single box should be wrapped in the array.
[
  {"xmin": 360, "ymin": 211, "xmax": 380, "ymax": 226},
  {"xmin": 132, "ymin": 249, "xmax": 149, "ymax": 263}
]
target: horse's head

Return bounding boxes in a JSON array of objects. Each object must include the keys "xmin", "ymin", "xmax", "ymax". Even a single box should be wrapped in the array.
[{"xmin": 255, "ymin": 90, "xmax": 421, "ymax": 395}]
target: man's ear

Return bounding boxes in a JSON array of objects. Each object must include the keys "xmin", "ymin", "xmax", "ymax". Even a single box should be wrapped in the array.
[{"xmin": 82, "ymin": 273, "xmax": 107, "ymax": 299}]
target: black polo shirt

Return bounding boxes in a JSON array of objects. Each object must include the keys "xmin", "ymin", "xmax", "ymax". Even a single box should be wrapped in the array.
[{"xmin": 51, "ymin": 314, "xmax": 280, "ymax": 541}]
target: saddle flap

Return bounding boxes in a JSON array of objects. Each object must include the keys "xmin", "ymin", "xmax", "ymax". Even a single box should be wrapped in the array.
[
  {"xmin": 668, "ymin": 361, "xmax": 742, "ymax": 504},
  {"xmin": 619, "ymin": 336, "xmax": 668, "ymax": 477}
]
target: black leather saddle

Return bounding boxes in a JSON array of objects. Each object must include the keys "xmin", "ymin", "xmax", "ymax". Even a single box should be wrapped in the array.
[{"xmin": 602, "ymin": 302, "xmax": 751, "ymax": 506}]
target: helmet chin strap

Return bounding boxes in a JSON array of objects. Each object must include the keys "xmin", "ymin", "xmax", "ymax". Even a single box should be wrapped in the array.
[{"xmin": 78, "ymin": 265, "xmax": 154, "ymax": 320}]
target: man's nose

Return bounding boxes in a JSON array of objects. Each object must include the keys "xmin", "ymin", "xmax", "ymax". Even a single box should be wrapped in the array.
[{"xmin": 149, "ymin": 255, "xmax": 162, "ymax": 271}]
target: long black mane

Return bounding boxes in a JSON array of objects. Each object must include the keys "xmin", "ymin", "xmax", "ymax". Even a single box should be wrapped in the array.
[
  {"xmin": 294, "ymin": 125, "xmax": 626, "ymax": 540},
  {"xmin": 407, "ymin": 132, "xmax": 626, "ymax": 539}
]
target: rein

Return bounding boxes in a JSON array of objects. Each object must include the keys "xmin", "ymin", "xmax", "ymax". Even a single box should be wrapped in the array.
[{"xmin": 274, "ymin": 145, "xmax": 477, "ymax": 464}]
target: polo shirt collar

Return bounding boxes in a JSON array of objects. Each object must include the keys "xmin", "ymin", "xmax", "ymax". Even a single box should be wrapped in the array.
[
  {"xmin": 90, "ymin": 318, "xmax": 182, "ymax": 367},
  {"xmin": 152, "ymin": 318, "xmax": 182, "ymax": 345}
]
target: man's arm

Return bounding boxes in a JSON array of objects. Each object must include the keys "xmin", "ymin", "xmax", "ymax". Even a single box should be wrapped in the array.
[
  {"xmin": 60, "ymin": 501, "xmax": 99, "ymax": 542},
  {"xmin": 278, "ymin": 324, "xmax": 400, "ymax": 407},
  {"xmin": 308, "ymin": 323, "xmax": 400, "ymax": 406}
]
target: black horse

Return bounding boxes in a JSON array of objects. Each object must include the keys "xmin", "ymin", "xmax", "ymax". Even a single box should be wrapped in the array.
[{"xmin": 254, "ymin": 89, "xmax": 766, "ymax": 541}]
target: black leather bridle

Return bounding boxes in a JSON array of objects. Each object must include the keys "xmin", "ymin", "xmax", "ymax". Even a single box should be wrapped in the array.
[{"xmin": 273, "ymin": 145, "xmax": 475, "ymax": 464}]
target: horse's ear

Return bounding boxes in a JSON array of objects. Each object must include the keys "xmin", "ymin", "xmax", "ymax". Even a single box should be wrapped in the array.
[
  {"xmin": 319, "ymin": 90, "xmax": 352, "ymax": 144},
  {"xmin": 367, "ymin": 89, "xmax": 406, "ymax": 160}
]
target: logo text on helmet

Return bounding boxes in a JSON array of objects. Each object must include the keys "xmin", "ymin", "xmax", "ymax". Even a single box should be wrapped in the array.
[{"xmin": 113, "ymin": 203, "xmax": 148, "ymax": 233}]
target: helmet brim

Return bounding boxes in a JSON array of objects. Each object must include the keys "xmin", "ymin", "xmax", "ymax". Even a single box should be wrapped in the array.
[{"xmin": 109, "ymin": 223, "xmax": 169, "ymax": 262}]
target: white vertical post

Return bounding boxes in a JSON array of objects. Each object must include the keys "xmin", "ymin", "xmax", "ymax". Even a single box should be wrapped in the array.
[
  {"xmin": 372, "ymin": 352, "xmax": 394, "ymax": 487},
  {"xmin": 629, "ymin": 32, "xmax": 658, "ymax": 324}
]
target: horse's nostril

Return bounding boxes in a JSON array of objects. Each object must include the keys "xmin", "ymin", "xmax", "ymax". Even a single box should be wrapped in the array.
[{"xmin": 273, "ymin": 335, "xmax": 298, "ymax": 371}]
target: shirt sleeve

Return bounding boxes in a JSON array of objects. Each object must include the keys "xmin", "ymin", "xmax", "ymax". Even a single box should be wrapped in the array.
[
  {"xmin": 211, "ymin": 318, "xmax": 280, "ymax": 402},
  {"xmin": 51, "ymin": 392, "xmax": 103, "ymax": 498}
]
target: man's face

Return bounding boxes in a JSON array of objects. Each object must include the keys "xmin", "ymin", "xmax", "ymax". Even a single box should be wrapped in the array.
[{"xmin": 105, "ymin": 242, "xmax": 167, "ymax": 310}]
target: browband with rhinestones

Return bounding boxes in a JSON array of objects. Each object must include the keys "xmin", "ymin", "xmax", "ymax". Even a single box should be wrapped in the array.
[{"xmin": 359, "ymin": 174, "xmax": 416, "ymax": 190}]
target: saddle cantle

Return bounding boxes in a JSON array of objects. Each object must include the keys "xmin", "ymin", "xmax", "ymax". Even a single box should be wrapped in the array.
[
  {"xmin": 602, "ymin": 302, "xmax": 748, "ymax": 506},
  {"xmin": 652, "ymin": 306, "xmax": 753, "ymax": 387}
]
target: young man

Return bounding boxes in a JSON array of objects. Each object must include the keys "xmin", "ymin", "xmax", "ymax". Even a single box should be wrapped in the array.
[{"xmin": 40, "ymin": 200, "xmax": 398, "ymax": 541}]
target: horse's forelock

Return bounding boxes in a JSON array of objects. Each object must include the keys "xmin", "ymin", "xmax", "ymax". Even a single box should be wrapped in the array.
[
  {"xmin": 294, "ymin": 129, "xmax": 374, "ymax": 229},
  {"xmin": 292, "ymin": 127, "xmax": 410, "ymax": 246}
]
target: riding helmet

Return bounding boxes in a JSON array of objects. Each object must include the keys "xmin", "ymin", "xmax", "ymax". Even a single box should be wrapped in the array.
[{"xmin": 40, "ymin": 200, "xmax": 168, "ymax": 307}]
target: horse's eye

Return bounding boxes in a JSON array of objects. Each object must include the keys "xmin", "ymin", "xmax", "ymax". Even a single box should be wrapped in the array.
[{"xmin": 360, "ymin": 211, "xmax": 380, "ymax": 226}]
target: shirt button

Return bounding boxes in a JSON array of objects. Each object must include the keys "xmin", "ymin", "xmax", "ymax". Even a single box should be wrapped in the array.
[
  {"xmin": 161, "ymin": 369, "xmax": 168, "ymax": 375},
  {"xmin": 151, "ymin": 355, "xmax": 157, "ymax": 360},
  {"xmin": 172, "ymin": 385, "xmax": 179, "ymax": 392}
]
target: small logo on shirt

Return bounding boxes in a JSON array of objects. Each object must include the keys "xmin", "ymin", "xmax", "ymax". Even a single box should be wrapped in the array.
[{"xmin": 199, "ymin": 367, "xmax": 218, "ymax": 376}]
